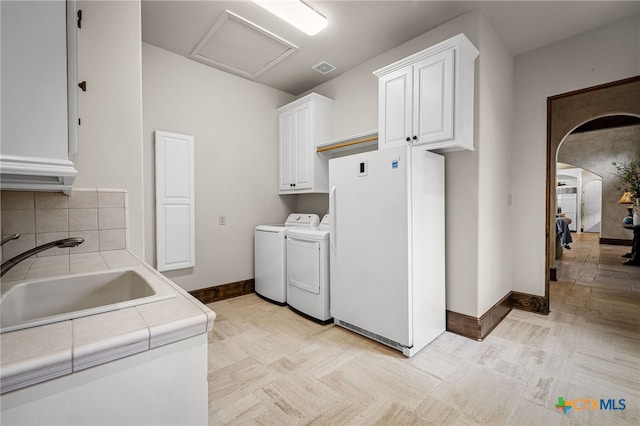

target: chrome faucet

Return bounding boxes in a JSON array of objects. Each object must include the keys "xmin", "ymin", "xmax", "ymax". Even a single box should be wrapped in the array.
[
  {"xmin": 1, "ymin": 237, "xmax": 84, "ymax": 277},
  {"xmin": 1, "ymin": 234, "xmax": 20, "ymax": 246}
]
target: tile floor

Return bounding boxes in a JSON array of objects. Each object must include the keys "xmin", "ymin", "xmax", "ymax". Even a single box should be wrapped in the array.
[{"xmin": 206, "ymin": 233, "xmax": 639, "ymax": 425}]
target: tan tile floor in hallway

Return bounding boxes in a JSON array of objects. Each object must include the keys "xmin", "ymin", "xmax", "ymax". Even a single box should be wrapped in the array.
[{"xmin": 206, "ymin": 232, "xmax": 640, "ymax": 425}]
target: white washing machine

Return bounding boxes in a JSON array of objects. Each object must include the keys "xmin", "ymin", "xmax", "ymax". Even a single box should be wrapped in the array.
[
  {"xmin": 286, "ymin": 214, "xmax": 331, "ymax": 323},
  {"xmin": 254, "ymin": 213, "xmax": 319, "ymax": 305}
]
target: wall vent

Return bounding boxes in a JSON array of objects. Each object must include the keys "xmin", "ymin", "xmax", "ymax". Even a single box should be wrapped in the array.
[
  {"xmin": 312, "ymin": 61, "xmax": 336, "ymax": 75},
  {"xmin": 335, "ymin": 319, "xmax": 408, "ymax": 353}
]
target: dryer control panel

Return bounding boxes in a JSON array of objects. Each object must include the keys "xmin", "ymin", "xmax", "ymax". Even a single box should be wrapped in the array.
[{"xmin": 285, "ymin": 213, "xmax": 320, "ymax": 227}]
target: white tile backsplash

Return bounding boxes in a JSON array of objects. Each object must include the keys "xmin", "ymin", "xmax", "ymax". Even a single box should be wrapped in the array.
[
  {"xmin": 35, "ymin": 209, "xmax": 69, "ymax": 233},
  {"xmin": 68, "ymin": 189, "xmax": 98, "ymax": 209},
  {"xmin": 1, "ymin": 191, "xmax": 35, "ymax": 210},
  {"xmin": 1, "ymin": 188, "xmax": 129, "ymax": 261},
  {"xmin": 35, "ymin": 192, "xmax": 68, "ymax": 209},
  {"xmin": 98, "ymin": 207, "xmax": 125, "ymax": 229},
  {"xmin": 98, "ymin": 190, "xmax": 125, "ymax": 208},
  {"xmin": 69, "ymin": 209, "xmax": 99, "ymax": 231},
  {"xmin": 2, "ymin": 210, "xmax": 36, "ymax": 234},
  {"xmin": 99, "ymin": 229, "xmax": 126, "ymax": 251}
]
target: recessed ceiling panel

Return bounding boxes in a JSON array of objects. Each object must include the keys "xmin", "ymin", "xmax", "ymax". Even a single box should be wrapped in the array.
[{"xmin": 190, "ymin": 10, "xmax": 298, "ymax": 79}]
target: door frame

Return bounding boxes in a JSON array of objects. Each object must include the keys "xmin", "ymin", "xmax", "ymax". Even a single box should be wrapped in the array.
[{"xmin": 545, "ymin": 76, "xmax": 640, "ymax": 293}]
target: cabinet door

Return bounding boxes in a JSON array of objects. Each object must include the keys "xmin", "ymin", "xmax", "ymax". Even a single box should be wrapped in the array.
[
  {"xmin": 413, "ymin": 48, "xmax": 454, "ymax": 145},
  {"xmin": 378, "ymin": 67, "xmax": 412, "ymax": 150},
  {"xmin": 2, "ymin": 0, "xmax": 68, "ymax": 160},
  {"xmin": 279, "ymin": 111, "xmax": 295, "ymax": 190},
  {"xmin": 293, "ymin": 105, "xmax": 312, "ymax": 190},
  {"xmin": 1, "ymin": 0, "xmax": 78, "ymax": 192}
]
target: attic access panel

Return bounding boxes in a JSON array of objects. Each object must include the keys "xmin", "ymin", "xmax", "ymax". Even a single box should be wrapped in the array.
[{"xmin": 190, "ymin": 10, "xmax": 298, "ymax": 79}]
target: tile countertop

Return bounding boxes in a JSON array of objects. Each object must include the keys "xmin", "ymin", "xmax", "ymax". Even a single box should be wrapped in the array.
[{"xmin": 0, "ymin": 250, "xmax": 216, "ymax": 394}]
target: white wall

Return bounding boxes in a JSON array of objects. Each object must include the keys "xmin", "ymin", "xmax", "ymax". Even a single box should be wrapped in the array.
[
  {"xmin": 475, "ymin": 15, "xmax": 514, "ymax": 315},
  {"xmin": 142, "ymin": 43, "xmax": 295, "ymax": 291},
  {"xmin": 511, "ymin": 13, "xmax": 640, "ymax": 296},
  {"xmin": 74, "ymin": 0, "xmax": 145, "ymax": 256}
]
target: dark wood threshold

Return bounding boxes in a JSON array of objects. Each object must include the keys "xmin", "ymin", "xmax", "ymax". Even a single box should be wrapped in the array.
[
  {"xmin": 599, "ymin": 238, "xmax": 632, "ymax": 246},
  {"xmin": 189, "ymin": 279, "xmax": 255, "ymax": 304},
  {"xmin": 446, "ymin": 290, "xmax": 549, "ymax": 341}
]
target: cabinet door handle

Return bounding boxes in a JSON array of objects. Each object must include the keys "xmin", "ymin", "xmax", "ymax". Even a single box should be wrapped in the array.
[
  {"xmin": 406, "ymin": 137, "xmax": 410, "ymax": 142},
  {"xmin": 412, "ymin": 136, "xmax": 418, "ymax": 140},
  {"xmin": 78, "ymin": 81, "xmax": 87, "ymax": 92}
]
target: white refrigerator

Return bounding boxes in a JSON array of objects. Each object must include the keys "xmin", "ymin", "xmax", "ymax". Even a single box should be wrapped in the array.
[{"xmin": 328, "ymin": 145, "xmax": 445, "ymax": 357}]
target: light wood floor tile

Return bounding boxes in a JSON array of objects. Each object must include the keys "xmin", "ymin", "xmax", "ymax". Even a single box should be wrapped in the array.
[{"xmin": 206, "ymin": 233, "xmax": 640, "ymax": 425}]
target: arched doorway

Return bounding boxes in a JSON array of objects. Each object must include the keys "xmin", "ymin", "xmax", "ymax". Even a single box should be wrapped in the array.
[
  {"xmin": 556, "ymin": 115, "xmax": 639, "ymax": 240},
  {"xmin": 545, "ymin": 76, "xmax": 640, "ymax": 306}
]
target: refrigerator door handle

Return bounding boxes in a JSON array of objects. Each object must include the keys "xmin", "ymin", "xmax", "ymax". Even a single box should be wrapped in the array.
[{"xmin": 330, "ymin": 185, "xmax": 337, "ymax": 252}]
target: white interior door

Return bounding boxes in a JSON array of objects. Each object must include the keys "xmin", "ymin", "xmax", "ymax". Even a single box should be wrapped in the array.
[
  {"xmin": 583, "ymin": 180, "xmax": 602, "ymax": 232},
  {"xmin": 155, "ymin": 130, "xmax": 195, "ymax": 272}
]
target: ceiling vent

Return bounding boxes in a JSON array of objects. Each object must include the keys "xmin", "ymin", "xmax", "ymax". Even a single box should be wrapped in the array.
[
  {"xmin": 190, "ymin": 10, "xmax": 298, "ymax": 79},
  {"xmin": 312, "ymin": 61, "xmax": 336, "ymax": 75}
]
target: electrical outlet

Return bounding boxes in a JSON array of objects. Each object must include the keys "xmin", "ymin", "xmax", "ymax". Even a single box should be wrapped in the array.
[{"xmin": 219, "ymin": 216, "xmax": 226, "ymax": 225}]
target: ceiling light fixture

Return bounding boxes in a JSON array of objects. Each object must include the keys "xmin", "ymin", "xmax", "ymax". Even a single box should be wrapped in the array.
[{"xmin": 253, "ymin": 0, "xmax": 327, "ymax": 36}]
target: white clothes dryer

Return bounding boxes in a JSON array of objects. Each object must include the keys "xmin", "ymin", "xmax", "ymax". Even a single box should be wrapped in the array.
[
  {"xmin": 286, "ymin": 214, "xmax": 331, "ymax": 323},
  {"xmin": 254, "ymin": 213, "xmax": 319, "ymax": 305}
]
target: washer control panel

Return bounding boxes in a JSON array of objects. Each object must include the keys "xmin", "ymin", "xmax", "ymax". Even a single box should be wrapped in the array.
[{"xmin": 285, "ymin": 213, "xmax": 320, "ymax": 227}]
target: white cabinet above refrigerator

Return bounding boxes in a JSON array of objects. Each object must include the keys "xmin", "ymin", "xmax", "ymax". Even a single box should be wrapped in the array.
[{"xmin": 374, "ymin": 33, "xmax": 478, "ymax": 153}]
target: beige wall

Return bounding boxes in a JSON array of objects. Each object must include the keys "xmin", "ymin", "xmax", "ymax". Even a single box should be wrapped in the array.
[
  {"xmin": 142, "ymin": 43, "xmax": 295, "ymax": 291},
  {"xmin": 512, "ymin": 13, "xmax": 640, "ymax": 296},
  {"xmin": 75, "ymin": 0, "xmax": 144, "ymax": 256},
  {"xmin": 305, "ymin": 10, "xmax": 514, "ymax": 318}
]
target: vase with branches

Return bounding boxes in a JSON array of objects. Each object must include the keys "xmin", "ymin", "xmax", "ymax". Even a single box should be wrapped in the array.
[
  {"xmin": 613, "ymin": 157, "xmax": 640, "ymax": 199},
  {"xmin": 613, "ymin": 156, "xmax": 640, "ymax": 226}
]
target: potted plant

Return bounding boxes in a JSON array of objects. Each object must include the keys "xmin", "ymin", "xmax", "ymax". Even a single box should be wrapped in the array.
[{"xmin": 613, "ymin": 157, "xmax": 640, "ymax": 225}]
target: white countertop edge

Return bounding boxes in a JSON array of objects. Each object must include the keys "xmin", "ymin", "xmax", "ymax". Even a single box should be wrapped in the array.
[
  {"xmin": 0, "ymin": 355, "xmax": 72, "ymax": 394},
  {"xmin": 0, "ymin": 249, "xmax": 215, "ymax": 395},
  {"xmin": 148, "ymin": 315, "xmax": 208, "ymax": 350},
  {"xmin": 74, "ymin": 339, "xmax": 149, "ymax": 372},
  {"xmin": 139, "ymin": 258, "xmax": 217, "ymax": 330}
]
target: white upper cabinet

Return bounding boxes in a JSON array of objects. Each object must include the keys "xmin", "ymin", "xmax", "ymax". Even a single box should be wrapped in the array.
[
  {"xmin": 1, "ymin": 0, "xmax": 78, "ymax": 193},
  {"xmin": 278, "ymin": 93, "xmax": 333, "ymax": 194},
  {"xmin": 374, "ymin": 33, "xmax": 478, "ymax": 152}
]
